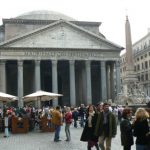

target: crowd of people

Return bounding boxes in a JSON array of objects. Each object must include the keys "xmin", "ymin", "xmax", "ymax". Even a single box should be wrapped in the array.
[
  {"xmin": 79, "ymin": 103, "xmax": 150, "ymax": 150},
  {"xmin": 0, "ymin": 102, "xmax": 150, "ymax": 150}
]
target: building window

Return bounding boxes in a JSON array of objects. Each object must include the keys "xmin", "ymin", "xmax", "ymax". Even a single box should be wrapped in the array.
[
  {"xmin": 145, "ymin": 73, "xmax": 148, "ymax": 80},
  {"xmin": 142, "ymin": 63, "xmax": 144, "ymax": 69},
  {"xmin": 137, "ymin": 57, "xmax": 139, "ymax": 61},
  {"xmin": 145, "ymin": 54, "xmax": 147, "ymax": 57},
  {"xmin": 123, "ymin": 67, "xmax": 126, "ymax": 72},
  {"xmin": 141, "ymin": 56, "xmax": 143, "ymax": 59},
  {"xmin": 120, "ymin": 68, "xmax": 122, "ymax": 73},
  {"xmin": 145, "ymin": 61, "xmax": 148, "ymax": 69},
  {"xmin": 138, "ymin": 76, "xmax": 140, "ymax": 81},
  {"xmin": 137, "ymin": 64, "xmax": 140, "ymax": 70},
  {"xmin": 141, "ymin": 74, "xmax": 144, "ymax": 81},
  {"xmin": 144, "ymin": 43, "xmax": 147, "ymax": 49}
]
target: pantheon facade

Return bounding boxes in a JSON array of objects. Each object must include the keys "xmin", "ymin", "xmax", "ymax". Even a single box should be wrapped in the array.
[{"xmin": 0, "ymin": 11, "xmax": 123, "ymax": 107}]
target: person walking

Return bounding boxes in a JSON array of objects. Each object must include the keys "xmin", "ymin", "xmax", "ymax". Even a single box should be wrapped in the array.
[
  {"xmin": 72, "ymin": 108, "xmax": 79, "ymax": 128},
  {"xmin": 94, "ymin": 102, "xmax": 117, "ymax": 150},
  {"xmin": 80, "ymin": 104, "xmax": 99, "ymax": 150},
  {"xmin": 113, "ymin": 106, "xmax": 119, "ymax": 125},
  {"xmin": 132, "ymin": 108, "xmax": 149, "ymax": 150},
  {"xmin": 64, "ymin": 107, "xmax": 72, "ymax": 141},
  {"xmin": 79, "ymin": 104, "xmax": 86, "ymax": 127},
  {"xmin": 120, "ymin": 108, "xmax": 134, "ymax": 150},
  {"xmin": 4, "ymin": 111, "xmax": 9, "ymax": 138},
  {"xmin": 51, "ymin": 106, "xmax": 63, "ymax": 142}
]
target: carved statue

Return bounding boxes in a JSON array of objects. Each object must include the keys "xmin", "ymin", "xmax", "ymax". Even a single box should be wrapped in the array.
[{"xmin": 116, "ymin": 81, "xmax": 148, "ymax": 105}]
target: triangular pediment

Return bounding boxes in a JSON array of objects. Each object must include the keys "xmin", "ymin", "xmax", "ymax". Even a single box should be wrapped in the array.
[{"xmin": 0, "ymin": 20, "xmax": 123, "ymax": 50}]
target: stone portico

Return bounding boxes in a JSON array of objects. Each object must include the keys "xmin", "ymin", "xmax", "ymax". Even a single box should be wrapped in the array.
[{"xmin": 0, "ymin": 11, "xmax": 123, "ymax": 107}]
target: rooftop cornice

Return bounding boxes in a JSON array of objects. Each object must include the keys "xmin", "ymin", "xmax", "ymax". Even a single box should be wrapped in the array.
[
  {"xmin": 134, "ymin": 46, "xmax": 150, "ymax": 57},
  {"xmin": 2, "ymin": 18, "xmax": 101, "ymax": 26},
  {"xmin": 133, "ymin": 32, "xmax": 150, "ymax": 46}
]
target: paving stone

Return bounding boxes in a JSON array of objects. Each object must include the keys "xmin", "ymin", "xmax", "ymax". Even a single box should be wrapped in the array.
[{"xmin": 0, "ymin": 125, "xmax": 136, "ymax": 150}]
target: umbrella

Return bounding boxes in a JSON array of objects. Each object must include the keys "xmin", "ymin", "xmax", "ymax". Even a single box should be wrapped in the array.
[
  {"xmin": 23, "ymin": 90, "xmax": 63, "ymax": 102},
  {"xmin": 0, "ymin": 91, "xmax": 17, "ymax": 102}
]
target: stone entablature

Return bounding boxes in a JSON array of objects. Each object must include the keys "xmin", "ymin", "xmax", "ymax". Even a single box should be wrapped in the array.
[{"xmin": 0, "ymin": 48, "xmax": 120, "ymax": 61}]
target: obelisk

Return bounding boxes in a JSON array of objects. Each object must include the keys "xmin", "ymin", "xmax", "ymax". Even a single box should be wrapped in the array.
[{"xmin": 123, "ymin": 16, "xmax": 138, "ymax": 95}]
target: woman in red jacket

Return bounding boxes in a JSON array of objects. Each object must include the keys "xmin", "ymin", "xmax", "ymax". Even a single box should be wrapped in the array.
[{"xmin": 64, "ymin": 107, "xmax": 72, "ymax": 141}]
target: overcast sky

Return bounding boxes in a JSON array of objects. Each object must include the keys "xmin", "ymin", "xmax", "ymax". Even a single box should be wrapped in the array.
[{"xmin": 0, "ymin": 0, "xmax": 150, "ymax": 49}]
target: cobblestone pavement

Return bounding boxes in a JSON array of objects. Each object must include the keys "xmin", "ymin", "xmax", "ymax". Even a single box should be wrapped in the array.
[{"xmin": 0, "ymin": 125, "xmax": 136, "ymax": 150}]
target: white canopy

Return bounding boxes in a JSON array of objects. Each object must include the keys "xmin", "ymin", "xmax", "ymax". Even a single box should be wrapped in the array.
[
  {"xmin": 23, "ymin": 90, "xmax": 63, "ymax": 102},
  {"xmin": 0, "ymin": 92, "xmax": 17, "ymax": 102}
]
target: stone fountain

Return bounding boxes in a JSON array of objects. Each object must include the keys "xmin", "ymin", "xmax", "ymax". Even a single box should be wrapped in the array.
[{"xmin": 116, "ymin": 82, "xmax": 150, "ymax": 105}]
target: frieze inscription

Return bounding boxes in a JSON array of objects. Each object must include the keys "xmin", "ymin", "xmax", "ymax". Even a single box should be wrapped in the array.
[
  {"xmin": 0, "ymin": 51, "xmax": 119, "ymax": 60},
  {"xmin": 24, "ymin": 51, "xmax": 102, "ymax": 59}
]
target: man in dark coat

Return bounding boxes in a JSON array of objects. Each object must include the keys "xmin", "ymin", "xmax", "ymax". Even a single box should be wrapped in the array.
[{"xmin": 94, "ymin": 102, "xmax": 117, "ymax": 150}]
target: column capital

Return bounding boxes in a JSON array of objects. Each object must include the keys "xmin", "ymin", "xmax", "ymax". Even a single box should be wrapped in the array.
[
  {"xmin": 52, "ymin": 60, "xmax": 58, "ymax": 65},
  {"xmin": 101, "ymin": 61, "xmax": 106, "ymax": 67},
  {"xmin": 85, "ymin": 60, "xmax": 91, "ymax": 67},
  {"xmin": 116, "ymin": 61, "xmax": 120, "ymax": 67},
  {"xmin": 35, "ymin": 59, "xmax": 41, "ymax": 66},
  {"xmin": 69, "ymin": 60, "xmax": 75, "ymax": 65},
  {"xmin": 18, "ymin": 60, "xmax": 23, "ymax": 66}
]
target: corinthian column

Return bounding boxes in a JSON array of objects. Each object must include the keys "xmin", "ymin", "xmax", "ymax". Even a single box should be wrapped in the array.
[
  {"xmin": 0, "ymin": 60, "xmax": 6, "ymax": 92},
  {"xmin": 35, "ymin": 60, "xmax": 41, "ymax": 108},
  {"xmin": 35, "ymin": 60, "xmax": 41, "ymax": 91},
  {"xmin": 110, "ymin": 62, "xmax": 115, "ymax": 101},
  {"xmin": 69, "ymin": 60, "xmax": 76, "ymax": 106},
  {"xmin": 85, "ymin": 60, "xmax": 92, "ymax": 105},
  {"xmin": 52, "ymin": 60, "xmax": 58, "ymax": 106},
  {"xmin": 18, "ymin": 60, "xmax": 24, "ymax": 108},
  {"xmin": 106, "ymin": 64, "xmax": 110, "ymax": 99},
  {"xmin": 116, "ymin": 61, "xmax": 121, "ymax": 95},
  {"xmin": 101, "ymin": 61, "xmax": 107, "ymax": 101}
]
